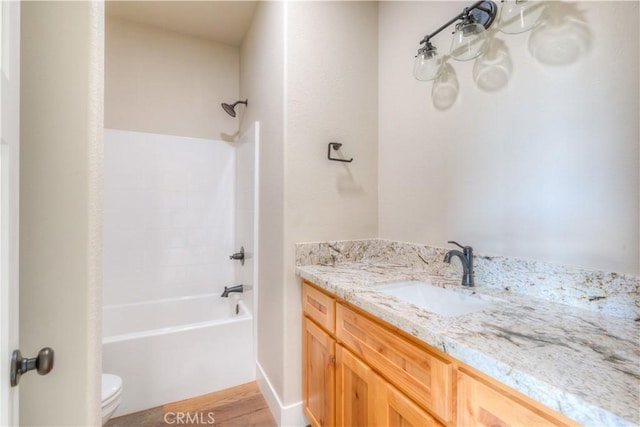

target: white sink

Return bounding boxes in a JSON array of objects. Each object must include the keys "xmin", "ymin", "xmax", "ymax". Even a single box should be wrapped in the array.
[{"xmin": 378, "ymin": 281, "xmax": 495, "ymax": 318}]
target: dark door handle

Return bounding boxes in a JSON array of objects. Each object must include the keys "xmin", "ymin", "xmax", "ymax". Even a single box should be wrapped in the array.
[
  {"xmin": 229, "ymin": 246, "xmax": 245, "ymax": 266},
  {"xmin": 10, "ymin": 347, "xmax": 54, "ymax": 387}
]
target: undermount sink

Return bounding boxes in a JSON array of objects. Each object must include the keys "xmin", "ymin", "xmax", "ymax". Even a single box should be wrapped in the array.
[{"xmin": 378, "ymin": 281, "xmax": 495, "ymax": 318}]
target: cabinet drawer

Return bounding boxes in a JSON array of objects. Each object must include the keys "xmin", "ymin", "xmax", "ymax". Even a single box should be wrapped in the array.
[
  {"xmin": 458, "ymin": 367, "xmax": 578, "ymax": 427},
  {"xmin": 336, "ymin": 303, "xmax": 453, "ymax": 424},
  {"xmin": 303, "ymin": 282, "xmax": 336, "ymax": 333}
]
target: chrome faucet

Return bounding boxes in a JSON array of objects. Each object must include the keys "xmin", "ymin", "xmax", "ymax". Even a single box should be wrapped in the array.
[
  {"xmin": 443, "ymin": 241, "xmax": 474, "ymax": 287},
  {"xmin": 221, "ymin": 284, "xmax": 243, "ymax": 298}
]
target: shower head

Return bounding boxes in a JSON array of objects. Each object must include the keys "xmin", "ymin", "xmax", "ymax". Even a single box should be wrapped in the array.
[{"xmin": 221, "ymin": 99, "xmax": 248, "ymax": 118}]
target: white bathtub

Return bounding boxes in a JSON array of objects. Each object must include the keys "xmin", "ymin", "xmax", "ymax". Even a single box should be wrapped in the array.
[{"xmin": 103, "ymin": 294, "xmax": 254, "ymax": 416}]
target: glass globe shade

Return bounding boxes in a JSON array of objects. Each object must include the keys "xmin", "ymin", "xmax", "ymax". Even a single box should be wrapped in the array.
[
  {"xmin": 450, "ymin": 22, "xmax": 488, "ymax": 61},
  {"xmin": 499, "ymin": 0, "xmax": 547, "ymax": 34},
  {"xmin": 413, "ymin": 47, "xmax": 443, "ymax": 81}
]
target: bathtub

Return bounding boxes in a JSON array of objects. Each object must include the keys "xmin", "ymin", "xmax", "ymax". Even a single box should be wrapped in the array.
[{"xmin": 103, "ymin": 294, "xmax": 254, "ymax": 416}]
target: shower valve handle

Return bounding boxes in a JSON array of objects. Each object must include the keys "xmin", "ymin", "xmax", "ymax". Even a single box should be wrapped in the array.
[{"xmin": 229, "ymin": 246, "xmax": 245, "ymax": 266}]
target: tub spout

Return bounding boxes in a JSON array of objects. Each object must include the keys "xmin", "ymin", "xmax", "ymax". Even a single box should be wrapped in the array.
[{"xmin": 221, "ymin": 285, "xmax": 243, "ymax": 298}]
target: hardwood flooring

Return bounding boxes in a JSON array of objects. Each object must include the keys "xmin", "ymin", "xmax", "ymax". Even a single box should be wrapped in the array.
[{"xmin": 106, "ymin": 382, "xmax": 276, "ymax": 427}]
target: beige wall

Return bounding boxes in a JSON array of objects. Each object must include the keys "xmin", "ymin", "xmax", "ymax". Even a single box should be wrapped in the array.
[
  {"xmin": 283, "ymin": 1, "xmax": 379, "ymax": 405},
  {"xmin": 240, "ymin": 1, "xmax": 379, "ymax": 416},
  {"xmin": 239, "ymin": 0, "xmax": 286, "ymax": 405},
  {"xmin": 20, "ymin": 1, "xmax": 103, "ymax": 425},
  {"xmin": 105, "ymin": 17, "xmax": 240, "ymax": 140},
  {"xmin": 378, "ymin": 1, "xmax": 639, "ymax": 275}
]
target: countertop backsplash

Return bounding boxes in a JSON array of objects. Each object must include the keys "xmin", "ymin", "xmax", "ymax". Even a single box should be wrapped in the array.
[{"xmin": 295, "ymin": 239, "xmax": 639, "ymax": 319}]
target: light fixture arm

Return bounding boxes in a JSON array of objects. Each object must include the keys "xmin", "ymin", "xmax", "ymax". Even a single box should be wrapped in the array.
[{"xmin": 419, "ymin": 1, "xmax": 497, "ymax": 46}]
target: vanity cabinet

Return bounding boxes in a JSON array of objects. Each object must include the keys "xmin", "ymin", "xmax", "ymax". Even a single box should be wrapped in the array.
[
  {"xmin": 336, "ymin": 303, "xmax": 452, "ymax": 424},
  {"xmin": 303, "ymin": 281, "xmax": 441, "ymax": 427},
  {"xmin": 457, "ymin": 366, "xmax": 574, "ymax": 427},
  {"xmin": 337, "ymin": 345, "xmax": 441, "ymax": 427},
  {"xmin": 303, "ymin": 284, "xmax": 337, "ymax": 427},
  {"xmin": 335, "ymin": 344, "xmax": 373, "ymax": 426},
  {"xmin": 303, "ymin": 317, "xmax": 335, "ymax": 427},
  {"xmin": 303, "ymin": 282, "xmax": 336, "ymax": 333},
  {"xmin": 302, "ymin": 280, "xmax": 578, "ymax": 427}
]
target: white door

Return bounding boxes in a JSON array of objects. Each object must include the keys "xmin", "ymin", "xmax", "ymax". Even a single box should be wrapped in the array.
[{"xmin": 0, "ymin": 1, "xmax": 20, "ymax": 425}]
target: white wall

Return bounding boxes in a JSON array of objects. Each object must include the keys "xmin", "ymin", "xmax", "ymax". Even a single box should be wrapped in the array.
[
  {"xmin": 105, "ymin": 17, "xmax": 240, "ymax": 140},
  {"xmin": 378, "ymin": 1, "xmax": 639, "ymax": 275},
  {"xmin": 103, "ymin": 129, "xmax": 236, "ymax": 306},
  {"xmin": 19, "ymin": 2, "xmax": 103, "ymax": 425}
]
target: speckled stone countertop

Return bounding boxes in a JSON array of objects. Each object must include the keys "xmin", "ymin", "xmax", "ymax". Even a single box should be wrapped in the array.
[{"xmin": 296, "ymin": 241, "xmax": 640, "ymax": 426}]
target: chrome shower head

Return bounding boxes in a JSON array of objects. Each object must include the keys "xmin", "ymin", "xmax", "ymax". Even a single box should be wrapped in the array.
[{"xmin": 221, "ymin": 99, "xmax": 248, "ymax": 118}]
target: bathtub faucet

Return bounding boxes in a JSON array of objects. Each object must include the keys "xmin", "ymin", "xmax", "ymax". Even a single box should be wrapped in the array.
[{"xmin": 221, "ymin": 284, "xmax": 243, "ymax": 298}]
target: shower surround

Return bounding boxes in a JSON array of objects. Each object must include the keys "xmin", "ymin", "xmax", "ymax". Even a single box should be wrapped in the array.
[
  {"xmin": 103, "ymin": 128, "xmax": 257, "ymax": 415},
  {"xmin": 103, "ymin": 129, "xmax": 236, "ymax": 304}
]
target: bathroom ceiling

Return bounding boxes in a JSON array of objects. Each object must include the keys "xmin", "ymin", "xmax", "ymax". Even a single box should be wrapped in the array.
[{"xmin": 106, "ymin": 1, "xmax": 258, "ymax": 47}]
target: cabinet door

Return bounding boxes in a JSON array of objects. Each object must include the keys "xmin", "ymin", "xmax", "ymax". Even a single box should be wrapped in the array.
[
  {"xmin": 377, "ymin": 380, "xmax": 443, "ymax": 427},
  {"xmin": 336, "ymin": 345, "xmax": 376, "ymax": 427},
  {"xmin": 303, "ymin": 317, "xmax": 336, "ymax": 427},
  {"xmin": 338, "ymin": 345, "xmax": 442, "ymax": 427}
]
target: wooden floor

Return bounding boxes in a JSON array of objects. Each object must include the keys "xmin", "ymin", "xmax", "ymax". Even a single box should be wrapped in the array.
[{"xmin": 106, "ymin": 382, "xmax": 276, "ymax": 427}]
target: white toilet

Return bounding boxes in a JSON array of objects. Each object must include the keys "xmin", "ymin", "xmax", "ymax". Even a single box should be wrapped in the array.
[{"xmin": 101, "ymin": 374, "xmax": 123, "ymax": 425}]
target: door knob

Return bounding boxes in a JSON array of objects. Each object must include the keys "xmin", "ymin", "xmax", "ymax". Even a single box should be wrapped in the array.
[{"xmin": 10, "ymin": 347, "xmax": 54, "ymax": 387}]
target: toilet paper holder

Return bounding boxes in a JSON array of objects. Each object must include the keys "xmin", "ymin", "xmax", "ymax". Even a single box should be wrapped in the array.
[{"xmin": 328, "ymin": 142, "xmax": 353, "ymax": 163}]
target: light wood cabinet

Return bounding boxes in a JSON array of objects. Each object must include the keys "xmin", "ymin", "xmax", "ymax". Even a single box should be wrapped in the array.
[
  {"xmin": 336, "ymin": 303, "xmax": 453, "ymax": 424},
  {"xmin": 457, "ymin": 367, "xmax": 577, "ymax": 427},
  {"xmin": 337, "ymin": 345, "xmax": 442, "ymax": 427},
  {"xmin": 303, "ymin": 282, "xmax": 336, "ymax": 333},
  {"xmin": 336, "ymin": 345, "xmax": 375, "ymax": 426},
  {"xmin": 302, "ymin": 280, "xmax": 579, "ymax": 427},
  {"xmin": 378, "ymin": 375, "xmax": 444, "ymax": 427},
  {"xmin": 303, "ymin": 316, "xmax": 335, "ymax": 427}
]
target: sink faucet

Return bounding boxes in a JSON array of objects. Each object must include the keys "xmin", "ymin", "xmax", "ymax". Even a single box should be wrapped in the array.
[
  {"xmin": 443, "ymin": 241, "xmax": 474, "ymax": 287},
  {"xmin": 221, "ymin": 284, "xmax": 243, "ymax": 297}
]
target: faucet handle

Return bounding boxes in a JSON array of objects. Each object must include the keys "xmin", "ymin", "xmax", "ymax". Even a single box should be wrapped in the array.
[
  {"xmin": 448, "ymin": 241, "xmax": 473, "ymax": 254},
  {"xmin": 229, "ymin": 246, "xmax": 245, "ymax": 266},
  {"xmin": 447, "ymin": 241, "xmax": 466, "ymax": 250}
]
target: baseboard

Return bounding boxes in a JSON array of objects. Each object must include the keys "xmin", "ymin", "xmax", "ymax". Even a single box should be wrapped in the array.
[{"xmin": 256, "ymin": 361, "xmax": 308, "ymax": 427}]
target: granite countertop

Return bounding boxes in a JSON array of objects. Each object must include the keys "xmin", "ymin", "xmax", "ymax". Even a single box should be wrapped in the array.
[{"xmin": 297, "ymin": 261, "xmax": 640, "ymax": 426}]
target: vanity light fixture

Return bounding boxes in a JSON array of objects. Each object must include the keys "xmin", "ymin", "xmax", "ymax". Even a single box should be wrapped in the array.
[
  {"xmin": 413, "ymin": 1, "xmax": 498, "ymax": 81},
  {"xmin": 413, "ymin": 0, "xmax": 547, "ymax": 82}
]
